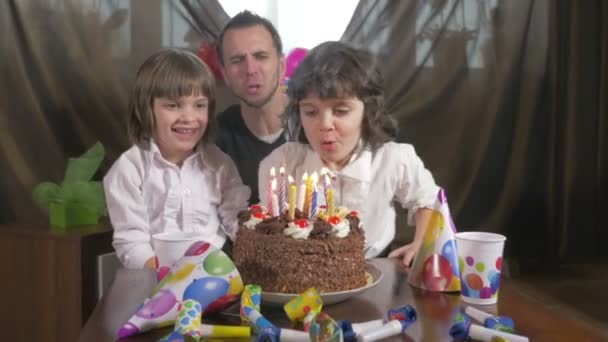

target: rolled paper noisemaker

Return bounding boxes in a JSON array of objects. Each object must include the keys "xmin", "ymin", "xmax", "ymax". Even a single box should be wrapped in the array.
[
  {"xmin": 337, "ymin": 319, "xmax": 384, "ymax": 342},
  {"xmin": 257, "ymin": 326, "xmax": 310, "ymax": 342},
  {"xmin": 200, "ymin": 324, "xmax": 250, "ymax": 338},
  {"xmin": 357, "ymin": 320, "xmax": 412, "ymax": 342},
  {"xmin": 464, "ymin": 306, "xmax": 515, "ymax": 333},
  {"xmin": 174, "ymin": 299, "xmax": 202, "ymax": 339},
  {"xmin": 242, "ymin": 301, "xmax": 308, "ymax": 342},
  {"xmin": 284, "ymin": 287, "xmax": 323, "ymax": 322},
  {"xmin": 309, "ymin": 312, "xmax": 342, "ymax": 342},
  {"xmin": 450, "ymin": 312, "xmax": 529, "ymax": 342},
  {"xmin": 241, "ymin": 284, "xmax": 261, "ymax": 327},
  {"xmin": 387, "ymin": 305, "xmax": 417, "ymax": 324},
  {"xmin": 303, "ymin": 310, "xmax": 317, "ymax": 332}
]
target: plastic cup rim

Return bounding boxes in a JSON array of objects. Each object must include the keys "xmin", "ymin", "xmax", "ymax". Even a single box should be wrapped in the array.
[
  {"xmin": 455, "ymin": 231, "xmax": 506, "ymax": 243},
  {"xmin": 152, "ymin": 231, "xmax": 201, "ymax": 242}
]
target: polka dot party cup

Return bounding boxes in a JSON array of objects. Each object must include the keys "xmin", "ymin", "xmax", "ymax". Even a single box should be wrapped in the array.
[{"xmin": 455, "ymin": 232, "xmax": 506, "ymax": 305}]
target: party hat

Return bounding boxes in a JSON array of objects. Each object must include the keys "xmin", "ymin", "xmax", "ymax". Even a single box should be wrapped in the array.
[
  {"xmin": 408, "ymin": 188, "xmax": 461, "ymax": 292},
  {"xmin": 117, "ymin": 241, "xmax": 244, "ymax": 339}
]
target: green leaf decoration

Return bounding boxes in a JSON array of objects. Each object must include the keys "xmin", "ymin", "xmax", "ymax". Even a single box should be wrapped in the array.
[
  {"xmin": 58, "ymin": 181, "xmax": 107, "ymax": 216},
  {"xmin": 32, "ymin": 141, "xmax": 108, "ymax": 227},
  {"xmin": 63, "ymin": 142, "xmax": 105, "ymax": 184},
  {"xmin": 32, "ymin": 182, "xmax": 61, "ymax": 209}
]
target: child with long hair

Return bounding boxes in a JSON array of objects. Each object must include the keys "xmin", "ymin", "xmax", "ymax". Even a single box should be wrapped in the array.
[
  {"xmin": 104, "ymin": 49, "xmax": 250, "ymax": 269},
  {"xmin": 259, "ymin": 41, "xmax": 439, "ymax": 266}
]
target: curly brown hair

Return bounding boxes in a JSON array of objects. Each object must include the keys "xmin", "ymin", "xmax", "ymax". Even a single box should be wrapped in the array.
[
  {"xmin": 284, "ymin": 41, "xmax": 397, "ymax": 150},
  {"xmin": 128, "ymin": 48, "xmax": 217, "ymax": 148}
]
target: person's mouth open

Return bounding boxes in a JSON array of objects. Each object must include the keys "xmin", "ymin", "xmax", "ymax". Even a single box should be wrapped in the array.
[
  {"xmin": 320, "ymin": 140, "xmax": 336, "ymax": 151},
  {"xmin": 172, "ymin": 127, "xmax": 199, "ymax": 140},
  {"xmin": 246, "ymin": 83, "xmax": 262, "ymax": 96}
]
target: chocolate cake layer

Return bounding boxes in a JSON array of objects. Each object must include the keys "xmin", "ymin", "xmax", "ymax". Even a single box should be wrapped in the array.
[{"xmin": 233, "ymin": 224, "xmax": 366, "ymax": 293}]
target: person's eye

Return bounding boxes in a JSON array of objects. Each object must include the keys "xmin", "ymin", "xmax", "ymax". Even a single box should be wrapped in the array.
[
  {"xmin": 163, "ymin": 102, "xmax": 178, "ymax": 109},
  {"xmin": 196, "ymin": 102, "xmax": 208, "ymax": 109},
  {"xmin": 230, "ymin": 56, "xmax": 243, "ymax": 65},
  {"xmin": 334, "ymin": 107, "xmax": 350, "ymax": 116},
  {"xmin": 302, "ymin": 109, "xmax": 317, "ymax": 117}
]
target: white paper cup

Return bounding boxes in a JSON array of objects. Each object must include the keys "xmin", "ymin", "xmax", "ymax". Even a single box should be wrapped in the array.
[
  {"xmin": 455, "ymin": 232, "xmax": 506, "ymax": 305},
  {"xmin": 151, "ymin": 231, "xmax": 201, "ymax": 269}
]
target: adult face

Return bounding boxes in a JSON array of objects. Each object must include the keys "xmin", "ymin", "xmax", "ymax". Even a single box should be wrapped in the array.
[
  {"xmin": 299, "ymin": 95, "xmax": 365, "ymax": 170},
  {"xmin": 220, "ymin": 25, "xmax": 285, "ymax": 109}
]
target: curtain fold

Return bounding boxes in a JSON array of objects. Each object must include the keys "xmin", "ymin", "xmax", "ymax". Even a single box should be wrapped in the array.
[
  {"xmin": 0, "ymin": 0, "xmax": 606, "ymax": 261},
  {"xmin": 545, "ymin": 1, "xmax": 608, "ymax": 260}
]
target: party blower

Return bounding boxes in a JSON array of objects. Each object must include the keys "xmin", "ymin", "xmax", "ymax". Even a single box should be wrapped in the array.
[
  {"xmin": 464, "ymin": 306, "xmax": 515, "ymax": 333},
  {"xmin": 160, "ymin": 299, "xmax": 250, "ymax": 341},
  {"xmin": 240, "ymin": 288, "xmax": 308, "ymax": 342},
  {"xmin": 352, "ymin": 305, "xmax": 418, "ymax": 342},
  {"xmin": 450, "ymin": 312, "xmax": 529, "ymax": 342}
]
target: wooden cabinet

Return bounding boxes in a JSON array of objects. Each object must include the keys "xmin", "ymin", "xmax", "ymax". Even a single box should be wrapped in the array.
[{"xmin": 0, "ymin": 222, "xmax": 113, "ymax": 341}]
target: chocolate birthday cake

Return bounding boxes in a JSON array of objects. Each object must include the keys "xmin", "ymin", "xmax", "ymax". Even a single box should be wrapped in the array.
[{"xmin": 232, "ymin": 205, "xmax": 367, "ymax": 293}]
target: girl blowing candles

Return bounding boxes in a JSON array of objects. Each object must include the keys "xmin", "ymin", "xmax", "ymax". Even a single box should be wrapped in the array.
[
  {"xmin": 258, "ymin": 41, "xmax": 439, "ymax": 266},
  {"xmin": 104, "ymin": 49, "xmax": 250, "ymax": 269}
]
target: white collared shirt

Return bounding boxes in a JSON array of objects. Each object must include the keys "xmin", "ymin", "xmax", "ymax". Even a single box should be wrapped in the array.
[
  {"xmin": 104, "ymin": 141, "xmax": 250, "ymax": 269},
  {"xmin": 259, "ymin": 142, "xmax": 440, "ymax": 258}
]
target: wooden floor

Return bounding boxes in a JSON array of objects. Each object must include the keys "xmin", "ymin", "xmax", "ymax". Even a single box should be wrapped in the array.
[{"xmin": 510, "ymin": 261, "xmax": 608, "ymax": 335}]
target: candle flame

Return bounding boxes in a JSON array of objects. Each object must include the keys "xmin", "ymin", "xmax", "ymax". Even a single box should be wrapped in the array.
[
  {"xmin": 288, "ymin": 175, "xmax": 294, "ymax": 183},
  {"xmin": 271, "ymin": 178, "xmax": 277, "ymax": 190},
  {"xmin": 270, "ymin": 167, "xmax": 276, "ymax": 177},
  {"xmin": 279, "ymin": 166, "xmax": 285, "ymax": 175},
  {"xmin": 302, "ymin": 172, "xmax": 308, "ymax": 182},
  {"xmin": 311, "ymin": 171, "xmax": 319, "ymax": 184}
]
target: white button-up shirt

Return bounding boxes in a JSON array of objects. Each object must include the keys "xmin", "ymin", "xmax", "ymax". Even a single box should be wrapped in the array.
[
  {"xmin": 259, "ymin": 142, "xmax": 439, "ymax": 258},
  {"xmin": 104, "ymin": 141, "xmax": 250, "ymax": 269}
]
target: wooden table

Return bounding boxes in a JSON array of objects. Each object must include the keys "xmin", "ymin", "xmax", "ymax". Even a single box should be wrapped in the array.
[
  {"xmin": 79, "ymin": 258, "xmax": 608, "ymax": 341},
  {"xmin": 0, "ymin": 222, "xmax": 113, "ymax": 342}
]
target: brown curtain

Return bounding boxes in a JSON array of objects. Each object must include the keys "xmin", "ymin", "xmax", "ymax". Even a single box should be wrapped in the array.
[
  {"xmin": 544, "ymin": 1, "xmax": 608, "ymax": 261},
  {"xmin": 1, "ymin": 0, "xmax": 606, "ymax": 262}
]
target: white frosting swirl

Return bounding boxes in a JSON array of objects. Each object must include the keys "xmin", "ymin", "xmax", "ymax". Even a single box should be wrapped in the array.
[
  {"xmin": 330, "ymin": 219, "xmax": 350, "ymax": 238},
  {"xmin": 243, "ymin": 215, "xmax": 264, "ymax": 229},
  {"xmin": 284, "ymin": 221, "xmax": 313, "ymax": 239}
]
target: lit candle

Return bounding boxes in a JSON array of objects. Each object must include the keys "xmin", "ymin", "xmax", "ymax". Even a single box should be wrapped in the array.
[
  {"xmin": 326, "ymin": 188, "xmax": 334, "ymax": 217},
  {"xmin": 278, "ymin": 166, "xmax": 286, "ymax": 214},
  {"xmin": 310, "ymin": 173, "xmax": 319, "ymax": 218},
  {"xmin": 267, "ymin": 167, "xmax": 276, "ymax": 213},
  {"xmin": 303, "ymin": 172, "xmax": 314, "ymax": 218},
  {"xmin": 288, "ymin": 176, "xmax": 296, "ymax": 221},
  {"xmin": 297, "ymin": 173, "xmax": 307, "ymax": 212},
  {"xmin": 310, "ymin": 183, "xmax": 318, "ymax": 218},
  {"xmin": 271, "ymin": 178, "xmax": 280, "ymax": 217}
]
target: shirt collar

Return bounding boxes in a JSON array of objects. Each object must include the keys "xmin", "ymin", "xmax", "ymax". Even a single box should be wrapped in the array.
[
  {"xmin": 338, "ymin": 147, "xmax": 372, "ymax": 183},
  {"xmin": 147, "ymin": 139, "xmax": 211, "ymax": 169}
]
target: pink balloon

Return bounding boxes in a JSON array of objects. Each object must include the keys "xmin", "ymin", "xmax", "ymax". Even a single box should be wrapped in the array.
[
  {"xmin": 135, "ymin": 289, "xmax": 176, "ymax": 319},
  {"xmin": 285, "ymin": 47, "xmax": 308, "ymax": 79}
]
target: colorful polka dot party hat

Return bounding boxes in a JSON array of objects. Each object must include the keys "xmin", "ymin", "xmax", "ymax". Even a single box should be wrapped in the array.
[
  {"xmin": 408, "ymin": 188, "xmax": 461, "ymax": 292},
  {"xmin": 117, "ymin": 241, "xmax": 244, "ymax": 339}
]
